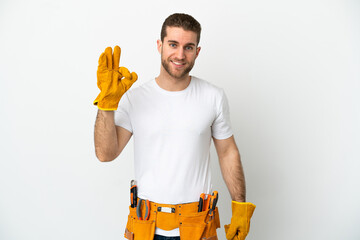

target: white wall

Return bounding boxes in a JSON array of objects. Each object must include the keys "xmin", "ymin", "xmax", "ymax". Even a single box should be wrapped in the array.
[{"xmin": 0, "ymin": 0, "xmax": 359, "ymax": 239}]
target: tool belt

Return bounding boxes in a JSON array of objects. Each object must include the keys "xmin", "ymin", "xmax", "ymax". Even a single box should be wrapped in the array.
[{"xmin": 124, "ymin": 200, "xmax": 221, "ymax": 240}]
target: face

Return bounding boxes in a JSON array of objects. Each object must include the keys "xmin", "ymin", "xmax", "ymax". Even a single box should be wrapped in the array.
[{"xmin": 157, "ymin": 27, "xmax": 201, "ymax": 80}]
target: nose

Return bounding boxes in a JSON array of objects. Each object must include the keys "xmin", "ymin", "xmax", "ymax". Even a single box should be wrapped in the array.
[{"xmin": 175, "ymin": 47, "xmax": 185, "ymax": 60}]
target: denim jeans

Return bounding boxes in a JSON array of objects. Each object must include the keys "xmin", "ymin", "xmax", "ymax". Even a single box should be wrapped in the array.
[{"xmin": 153, "ymin": 234, "xmax": 180, "ymax": 240}]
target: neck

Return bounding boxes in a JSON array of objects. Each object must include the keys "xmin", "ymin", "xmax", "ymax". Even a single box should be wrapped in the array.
[{"xmin": 156, "ymin": 67, "xmax": 191, "ymax": 91}]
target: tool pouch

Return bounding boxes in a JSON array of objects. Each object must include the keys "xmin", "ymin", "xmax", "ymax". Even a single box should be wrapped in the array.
[
  {"xmin": 125, "ymin": 206, "xmax": 156, "ymax": 240},
  {"xmin": 179, "ymin": 209, "xmax": 208, "ymax": 239},
  {"xmin": 201, "ymin": 207, "xmax": 221, "ymax": 240},
  {"xmin": 156, "ymin": 210, "xmax": 179, "ymax": 230},
  {"xmin": 178, "ymin": 207, "xmax": 220, "ymax": 240}
]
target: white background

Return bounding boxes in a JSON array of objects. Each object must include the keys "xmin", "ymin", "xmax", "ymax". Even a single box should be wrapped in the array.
[{"xmin": 0, "ymin": 0, "xmax": 359, "ymax": 239}]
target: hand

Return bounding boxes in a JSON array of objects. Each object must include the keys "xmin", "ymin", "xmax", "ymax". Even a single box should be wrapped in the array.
[
  {"xmin": 93, "ymin": 46, "xmax": 138, "ymax": 110},
  {"xmin": 224, "ymin": 201, "xmax": 256, "ymax": 240}
]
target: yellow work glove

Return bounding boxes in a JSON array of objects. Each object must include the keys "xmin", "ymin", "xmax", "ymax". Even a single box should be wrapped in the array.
[
  {"xmin": 93, "ymin": 46, "xmax": 138, "ymax": 111},
  {"xmin": 224, "ymin": 201, "xmax": 256, "ymax": 240}
]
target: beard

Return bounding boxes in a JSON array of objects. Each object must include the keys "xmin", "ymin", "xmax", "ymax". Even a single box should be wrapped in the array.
[{"xmin": 161, "ymin": 55, "xmax": 195, "ymax": 80}]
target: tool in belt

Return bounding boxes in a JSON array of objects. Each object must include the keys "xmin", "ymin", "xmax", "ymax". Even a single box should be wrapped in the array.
[
  {"xmin": 137, "ymin": 199, "xmax": 150, "ymax": 220},
  {"xmin": 198, "ymin": 191, "xmax": 219, "ymax": 218},
  {"xmin": 130, "ymin": 180, "xmax": 151, "ymax": 221},
  {"xmin": 130, "ymin": 180, "xmax": 137, "ymax": 208},
  {"xmin": 209, "ymin": 191, "xmax": 218, "ymax": 218}
]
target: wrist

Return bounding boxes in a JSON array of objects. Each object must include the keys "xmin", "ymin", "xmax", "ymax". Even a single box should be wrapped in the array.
[
  {"xmin": 233, "ymin": 197, "xmax": 245, "ymax": 202},
  {"xmin": 98, "ymin": 109, "xmax": 115, "ymax": 115}
]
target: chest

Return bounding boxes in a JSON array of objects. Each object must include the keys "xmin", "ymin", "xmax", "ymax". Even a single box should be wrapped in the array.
[{"xmin": 131, "ymin": 95, "xmax": 215, "ymax": 136}]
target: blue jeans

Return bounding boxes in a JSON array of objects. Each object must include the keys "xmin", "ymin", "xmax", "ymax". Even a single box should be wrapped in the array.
[{"xmin": 154, "ymin": 234, "xmax": 180, "ymax": 240}]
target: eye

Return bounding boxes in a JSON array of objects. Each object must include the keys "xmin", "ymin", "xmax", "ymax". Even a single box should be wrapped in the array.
[
  {"xmin": 185, "ymin": 46, "xmax": 193, "ymax": 50},
  {"xmin": 170, "ymin": 43, "xmax": 177, "ymax": 48}
]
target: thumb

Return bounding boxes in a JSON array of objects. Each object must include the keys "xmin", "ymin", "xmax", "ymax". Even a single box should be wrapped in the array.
[{"xmin": 225, "ymin": 223, "xmax": 238, "ymax": 240}]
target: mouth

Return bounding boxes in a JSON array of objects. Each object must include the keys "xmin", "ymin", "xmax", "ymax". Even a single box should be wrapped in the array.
[{"xmin": 171, "ymin": 60, "xmax": 186, "ymax": 67}]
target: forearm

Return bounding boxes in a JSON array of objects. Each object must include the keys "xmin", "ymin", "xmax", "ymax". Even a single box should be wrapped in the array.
[
  {"xmin": 94, "ymin": 110, "xmax": 119, "ymax": 162},
  {"xmin": 219, "ymin": 149, "xmax": 246, "ymax": 202}
]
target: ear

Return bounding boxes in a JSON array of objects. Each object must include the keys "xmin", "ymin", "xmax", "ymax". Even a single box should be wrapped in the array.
[
  {"xmin": 157, "ymin": 39, "xmax": 162, "ymax": 54},
  {"xmin": 195, "ymin": 46, "xmax": 201, "ymax": 58}
]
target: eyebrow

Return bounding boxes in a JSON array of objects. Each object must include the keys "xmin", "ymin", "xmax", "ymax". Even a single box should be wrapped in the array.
[{"xmin": 167, "ymin": 40, "xmax": 196, "ymax": 47}]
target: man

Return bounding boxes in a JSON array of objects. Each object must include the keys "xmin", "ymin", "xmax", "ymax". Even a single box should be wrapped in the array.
[{"xmin": 94, "ymin": 13, "xmax": 255, "ymax": 240}]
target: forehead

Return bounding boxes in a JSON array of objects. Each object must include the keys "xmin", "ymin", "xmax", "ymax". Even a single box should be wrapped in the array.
[{"xmin": 164, "ymin": 26, "xmax": 197, "ymax": 45}]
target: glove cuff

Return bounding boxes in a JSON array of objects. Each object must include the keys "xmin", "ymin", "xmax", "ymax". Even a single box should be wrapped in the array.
[{"xmin": 232, "ymin": 201, "xmax": 256, "ymax": 208}]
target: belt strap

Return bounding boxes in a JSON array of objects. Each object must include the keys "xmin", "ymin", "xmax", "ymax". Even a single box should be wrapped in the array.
[
  {"xmin": 157, "ymin": 206, "xmax": 175, "ymax": 213},
  {"xmin": 150, "ymin": 201, "xmax": 200, "ymax": 215}
]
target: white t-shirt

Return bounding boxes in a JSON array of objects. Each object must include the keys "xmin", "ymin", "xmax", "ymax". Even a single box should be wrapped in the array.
[{"xmin": 114, "ymin": 76, "xmax": 233, "ymax": 236}]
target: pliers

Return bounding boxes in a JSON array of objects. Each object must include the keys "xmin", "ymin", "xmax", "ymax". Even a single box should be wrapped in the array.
[{"xmin": 136, "ymin": 198, "xmax": 150, "ymax": 220}]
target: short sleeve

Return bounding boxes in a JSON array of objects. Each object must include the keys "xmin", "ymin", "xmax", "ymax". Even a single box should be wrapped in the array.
[
  {"xmin": 211, "ymin": 89, "xmax": 233, "ymax": 139},
  {"xmin": 114, "ymin": 92, "xmax": 133, "ymax": 133}
]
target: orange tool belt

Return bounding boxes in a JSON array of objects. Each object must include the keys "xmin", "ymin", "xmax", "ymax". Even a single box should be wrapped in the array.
[{"xmin": 124, "ymin": 199, "xmax": 220, "ymax": 240}]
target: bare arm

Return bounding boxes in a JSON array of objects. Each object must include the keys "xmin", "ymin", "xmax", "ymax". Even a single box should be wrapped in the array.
[
  {"xmin": 213, "ymin": 136, "xmax": 246, "ymax": 202},
  {"xmin": 94, "ymin": 110, "xmax": 132, "ymax": 162}
]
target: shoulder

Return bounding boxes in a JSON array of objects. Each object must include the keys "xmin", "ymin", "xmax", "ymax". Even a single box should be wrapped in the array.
[
  {"xmin": 192, "ymin": 76, "xmax": 225, "ymax": 98},
  {"xmin": 124, "ymin": 79, "xmax": 154, "ymax": 99}
]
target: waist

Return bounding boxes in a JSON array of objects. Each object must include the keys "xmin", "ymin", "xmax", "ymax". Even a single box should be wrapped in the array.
[
  {"xmin": 133, "ymin": 199, "xmax": 209, "ymax": 231},
  {"xmin": 149, "ymin": 200, "xmax": 200, "ymax": 214}
]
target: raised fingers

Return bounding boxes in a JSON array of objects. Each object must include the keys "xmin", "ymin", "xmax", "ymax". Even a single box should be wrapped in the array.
[
  {"xmin": 113, "ymin": 46, "xmax": 121, "ymax": 70},
  {"xmin": 98, "ymin": 52, "xmax": 107, "ymax": 69},
  {"xmin": 105, "ymin": 47, "xmax": 113, "ymax": 69}
]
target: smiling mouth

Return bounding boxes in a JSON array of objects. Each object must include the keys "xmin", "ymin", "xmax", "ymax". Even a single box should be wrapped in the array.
[{"xmin": 171, "ymin": 60, "xmax": 186, "ymax": 66}]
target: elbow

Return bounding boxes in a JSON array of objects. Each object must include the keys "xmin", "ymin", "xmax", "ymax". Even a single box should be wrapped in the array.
[
  {"xmin": 97, "ymin": 155, "xmax": 115, "ymax": 162},
  {"xmin": 95, "ymin": 150, "xmax": 119, "ymax": 162},
  {"xmin": 95, "ymin": 152, "xmax": 109, "ymax": 162},
  {"xmin": 97, "ymin": 156, "xmax": 112, "ymax": 162}
]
